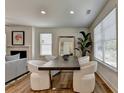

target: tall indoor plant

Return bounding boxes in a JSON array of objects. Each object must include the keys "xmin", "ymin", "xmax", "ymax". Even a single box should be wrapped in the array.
[{"xmin": 75, "ymin": 31, "xmax": 92, "ymax": 56}]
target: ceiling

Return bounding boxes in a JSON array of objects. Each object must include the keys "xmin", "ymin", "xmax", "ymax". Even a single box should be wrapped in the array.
[{"xmin": 6, "ymin": 0, "xmax": 108, "ymax": 28}]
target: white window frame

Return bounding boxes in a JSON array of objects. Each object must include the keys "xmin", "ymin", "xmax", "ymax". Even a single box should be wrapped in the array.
[
  {"xmin": 93, "ymin": 8, "xmax": 117, "ymax": 70},
  {"xmin": 40, "ymin": 33, "xmax": 52, "ymax": 56}
]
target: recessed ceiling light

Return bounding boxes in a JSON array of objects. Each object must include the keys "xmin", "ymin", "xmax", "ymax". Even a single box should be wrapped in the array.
[
  {"xmin": 41, "ymin": 10, "xmax": 46, "ymax": 14},
  {"xmin": 86, "ymin": 10, "xmax": 91, "ymax": 14},
  {"xmin": 70, "ymin": 11, "xmax": 74, "ymax": 14}
]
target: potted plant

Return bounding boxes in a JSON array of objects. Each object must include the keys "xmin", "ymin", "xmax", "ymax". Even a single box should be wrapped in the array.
[{"xmin": 75, "ymin": 31, "xmax": 92, "ymax": 56}]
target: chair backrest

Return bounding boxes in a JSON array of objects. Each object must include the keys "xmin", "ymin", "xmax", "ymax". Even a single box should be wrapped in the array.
[
  {"xmin": 28, "ymin": 60, "xmax": 46, "ymax": 73},
  {"xmin": 45, "ymin": 55, "xmax": 56, "ymax": 61},
  {"xmin": 80, "ymin": 61, "xmax": 97, "ymax": 75},
  {"xmin": 78, "ymin": 56, "xmax": 89, "ymax": 66},
  {"xmin": 90, "ymin": 61, "xmax": 97, "ymax": 72}
]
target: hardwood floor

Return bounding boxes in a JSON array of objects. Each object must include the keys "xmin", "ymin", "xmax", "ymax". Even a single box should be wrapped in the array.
[{"xmin": 5, "ymin": 72, "xmax": 113, "ymax": 93}]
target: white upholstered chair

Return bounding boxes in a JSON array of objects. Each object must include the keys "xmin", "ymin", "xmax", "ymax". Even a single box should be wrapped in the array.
[
  {"xmin": 78, "ymin": 56, "xmax": 90, "ymax": 66},
  {"xmin": 45, "ymin": 55, "xmax": 56, "ymax": 61},
  {"xmin": 80, "ymin": 73, "xmax": 95, "ymax": 93},
  {"xmin": 28, "ymin": 60, "xmax": 50, "ymax": 90},
  {"xmin": 73, "ymin": 61, "xmax": 97, "ymax": 93},
  {"xmin": 45, "ymin": 55, "xmax": 60, "ymax": 76}
]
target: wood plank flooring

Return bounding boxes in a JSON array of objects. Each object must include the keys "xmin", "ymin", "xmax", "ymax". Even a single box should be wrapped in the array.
[{"xmin": 5, "ymin": 72, "xmax": 113, "ymax": 93}]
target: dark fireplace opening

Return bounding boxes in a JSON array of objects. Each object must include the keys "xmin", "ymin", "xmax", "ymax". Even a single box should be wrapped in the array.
[{"xmin": 11, "ymin": 51, "xmax": 27, "ymax": 59}]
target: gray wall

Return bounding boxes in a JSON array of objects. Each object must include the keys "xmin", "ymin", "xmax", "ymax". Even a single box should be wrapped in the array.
[
  {"xmin": 5, "ymin": 25, "xmax": 32, "ymax": 58},
  {"xmin": 33, "ymin": 27, "xmax": 89, "ymax": 59},
  {"xmin": 89, "ymin": 0, "xmax": 118, "ymax": 92},
  {"xmin": 5, "ymin": 25, "xmax": 89, "ymax": 60},
  {"xmin": 5, "ymin": 25, "xmax": 32, "ymax": 46}
]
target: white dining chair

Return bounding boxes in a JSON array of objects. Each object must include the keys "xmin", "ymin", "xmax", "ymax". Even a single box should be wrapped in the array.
[
  {"xmin": 45, "ymin": 55, "xmax": 56, "ymax": 61},
  {"xmin": 28, "ymin": 60, "xmax": 50, "ymax": 90},
  {"xmin": 80, "ymin": 73, "xmax": 95, "ymax": 93},
  {"xmin": 73, "ymin": 61, "xmax": 97, "ymax": 93},
  {"xmin": 78, "ymin": 56, "xmax": 90, "ymax": 66}
]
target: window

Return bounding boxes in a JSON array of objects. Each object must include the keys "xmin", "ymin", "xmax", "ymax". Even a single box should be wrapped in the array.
[
  {"xmin": 40, "ymin": 33, "xmax": 52, "ymax": 55},
  {"xmin": 94, "ymin": 23, "xmax": 103, "ymax": 61},
  {"xmin": 94, "ymin": 8, "xmax": 117, "ymax": 68}
]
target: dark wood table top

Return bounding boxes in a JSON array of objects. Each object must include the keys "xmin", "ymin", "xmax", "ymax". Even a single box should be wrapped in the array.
[{"xmin": 38, "ymin": 56, "xmax": 80, "ymax": 70}]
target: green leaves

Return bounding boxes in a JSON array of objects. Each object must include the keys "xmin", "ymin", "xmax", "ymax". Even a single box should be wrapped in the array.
[
  {"xmin": 75, "ymin": 31, "xmax": 92, "ymax": 56},
  {"xmin": 85, "ymin": 42, "xmax": 92, "ymax": 47},
  {"xmin": 80, "ymin": 31, "xmax": 86, "ymax": 38},
  {"xmin": 80, "ymin": 31, "xmax": 91, "ymax": 42},
  {"xmin": 85, "ymin": 33, "xmax": 90, "ymax": 41},
  {"xmin": 78, "ymin": 38, "xmax": 84, "ymax": 42},
  {"xmin": 77, "ymin": 41, "xmax": 84, "ymax": 48}
]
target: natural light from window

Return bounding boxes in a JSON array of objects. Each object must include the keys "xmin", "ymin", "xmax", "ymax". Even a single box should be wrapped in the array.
[
  {"xmin": 94, "ymin": 8, "xmax": 117, "ymax": 68},
  {"xmin": 40, "ymin": 33, "xmax": 52, "ymax": 55}
]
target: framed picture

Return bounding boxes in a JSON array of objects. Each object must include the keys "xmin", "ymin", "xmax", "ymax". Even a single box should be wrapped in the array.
[{"xmin": 12, "ymin": 31, "xmax": 25, "ymax": 45}]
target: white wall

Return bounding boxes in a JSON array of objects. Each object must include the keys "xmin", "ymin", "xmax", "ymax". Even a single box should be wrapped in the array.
[
  {"xmin": 33, "ymin": 27, "xmax": 89, "ymax": 59},
  {"xmin": 90, "ymin": 0, "xmax": 118, "ymax": 92}
]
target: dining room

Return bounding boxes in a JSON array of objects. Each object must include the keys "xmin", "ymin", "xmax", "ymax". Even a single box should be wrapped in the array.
[{"xmin": 5, "ymin": 0, "xmax": 118, "ymax": 93}]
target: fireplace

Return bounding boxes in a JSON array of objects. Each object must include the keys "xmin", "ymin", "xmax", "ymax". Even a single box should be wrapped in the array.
[
  {"xmin": 11, "ymin": 51, "xmax": 27, "ymax": 58},
  {"xmin": 7, "ymin": 45, "xmax": 31, "ymax": 59}
]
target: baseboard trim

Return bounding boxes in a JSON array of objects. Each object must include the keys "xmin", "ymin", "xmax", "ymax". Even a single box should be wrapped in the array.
[{"xmin": 96, "ymin": 72, "xmax": 117, "ymax": 93}]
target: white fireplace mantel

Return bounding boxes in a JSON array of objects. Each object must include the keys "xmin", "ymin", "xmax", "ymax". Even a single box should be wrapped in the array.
[
  {"xmin": 7, "ymin": 45, "xmax": 31, "ymax": 48},
  {"xmin": 6, "ymin": 45, "xmax": 32, "ymax": 59}
]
